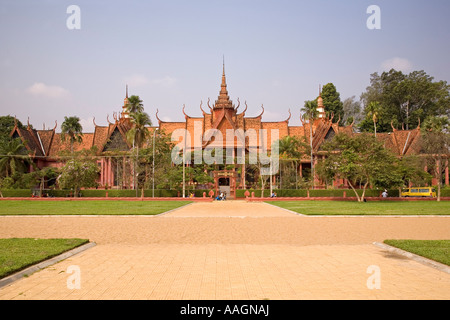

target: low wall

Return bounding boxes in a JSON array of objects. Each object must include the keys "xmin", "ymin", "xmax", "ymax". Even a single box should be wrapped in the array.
[
  {"xmin": 246, "ymin": 196, "xmax": 450, "ymax": 202},
  {"xmin": 0, "ymin": 197, "xmax": 213, "ymax": 202}
]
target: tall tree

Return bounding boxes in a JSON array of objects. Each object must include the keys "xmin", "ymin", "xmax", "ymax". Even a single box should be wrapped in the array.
[
  {"xmin": 421, "ymin": 115, "xmax": 450, "ymax": 201},
  {"xmin": 126, "ymin": 111, "xmax": 152, "ymax": 190},
  {"xmin": 365, "ymin": 101, "xmax": 383, "ymax": 137},
  {"xmin": 321, "ymin": 83, "xmax": 344, "ymax": 124},
  {"xmin": 60, "ymin": 116, "xmax": 83, "ymax": 153},
  {"xmin": 360, "ymin": 69, "xmax": 450, "ymax": 132},
  {"xmin": 301, "ymin": 100, "xmax": 319, "ymax": 187},
  {"xmin": 342, "ymin": 96, "xmax": 362, "ymax": 125},
  {"xmin": 278, "ymin": 135, "xmax": 309, "ymax": 189},
  {"xmin": 126, "ymin": 112, "xmax": 152, "ymax": 149}
]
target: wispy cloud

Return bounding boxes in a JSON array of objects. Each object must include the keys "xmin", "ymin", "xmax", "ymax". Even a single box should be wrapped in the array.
[
  {"xmin": 27, "ymin": 82, "xmax": 70, "ymax": 99},
  {"xmin": 381, "ymin": 57, "xmax": 413, "ymax": 73},
  {"xmin": 123, "ymin": 74, "xmax": 150, "ymax": 87},
  {"xmin": 151, "ymin": 76, "xmax": 177, "ymax": 87},
  {"xmin": 123, "ymin": 74, "xmax": 177, "ymax": 88},
  {"xmin": 79, "ymin": 117, "xmax": 96, "ymax": 133}
]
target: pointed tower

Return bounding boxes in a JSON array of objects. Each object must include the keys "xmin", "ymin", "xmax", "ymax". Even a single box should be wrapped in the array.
[
  {"xmin": 121, "ymin": 85, "xmax": 130, "ymax": 119},
  {"xmin": 317, "ymin": 85, "xmax": 326, "ymax": 118},
  {"xmin": 214, "ymin": 59, "xmax": 233, "ymax": 109}
]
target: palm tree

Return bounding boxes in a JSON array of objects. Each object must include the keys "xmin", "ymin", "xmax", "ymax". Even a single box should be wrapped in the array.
[
  {"xmin": 127, "ymin": 112, "xmax": 152, "ymax": 149},
  {"xmin": 366, "ymin": 101, "xmax": 382, "ymax": 137},
  {"xmin": 279, "ymin": 136, "xmax": 303, "ymax": 159},
  {"xmin": 126, "ymin": 111, "xmax": 152, "ymax": 190},
  {"xmin": 0, "ymin": 138, "xmax": 30, "ymax": 178},
  {"xmin": 125, "ymin": 95, "xmax": 144, "ymax": 114},
  {"xmin": 301, "ymin": 100, "xmax": 319, "ymax": 188},
  {"xmin": 278, "ymin": 135, "xmax": 305, "ymax": 188},
  {"xmin": 61, "ymin": 116, "xmax": 83, "ymax": 153}
]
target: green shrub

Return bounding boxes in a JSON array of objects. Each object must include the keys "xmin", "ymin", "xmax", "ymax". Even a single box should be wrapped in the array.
[
  {"xmin": 107, "ymin": 189, "xmax": 138, "ymax": 197},
  {"xmin": 80, "ymin": 189, "xmax": 107, "ymax": 197},
  {"xmin": 236, "ymin": 188, "xmax": 401, "ymax": 198},
  {"xmin": 273, "ymin": 189, "xmax": 308, "ymax": 197},
  {"xmin": 309, "ymin": 189, "xmax": 345, "ymax": 197},
  {"xmin": 143, "ymin": 189, "xmax": 178, "ymax": 197},
  {"xmin": 0, "ymin": 189, "xmax": 32, "ymax": 197}
]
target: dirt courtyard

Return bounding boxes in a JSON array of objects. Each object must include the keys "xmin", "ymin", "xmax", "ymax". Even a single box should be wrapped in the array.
[
  {"xmin": 0, "ymin": 201, "xmax": 448, "ymax": 246},
  {"xmin": 0, "ymin": 200, "xmax": 449, "ymax": 300}
]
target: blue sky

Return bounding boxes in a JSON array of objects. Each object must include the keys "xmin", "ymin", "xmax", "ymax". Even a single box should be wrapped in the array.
[{"xmin": 1, "ymin": 0, "xmax": 449, "ymax": 132}]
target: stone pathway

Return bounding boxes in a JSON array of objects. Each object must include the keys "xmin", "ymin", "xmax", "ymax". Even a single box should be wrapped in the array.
[{"xmin": 0, "ymin": 200, "xmax": 449, "ymax": 300}]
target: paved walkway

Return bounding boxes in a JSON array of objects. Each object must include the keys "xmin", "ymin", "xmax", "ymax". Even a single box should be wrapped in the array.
[{"xmin": 0, "ymin": 201, "xmax": 449, "ymax": 300}]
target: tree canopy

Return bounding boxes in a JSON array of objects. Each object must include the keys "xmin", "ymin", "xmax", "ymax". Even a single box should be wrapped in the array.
[
  {"xmin": 317, "ymin": 133, "xmax": 403, "ymax": 202},
  {"xmin": 0, "ymin": 115, "xmax": 25, "ymax": 143},
  {"xmin": 420, "ymin": 115, "xmax": 450, "ymax": 201},
  {"xmin": 359, "ymin": 69, "xmax": 450, "ymax": 132},
  {"xmin": 321, "ymin": 83, "xmax": 344, "ymax": 124}
]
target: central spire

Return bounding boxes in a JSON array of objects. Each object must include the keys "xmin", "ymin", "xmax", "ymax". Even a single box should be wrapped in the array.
[{"xmin": 215, "ymin": 57, "xmax": 233, "ymax": 109}]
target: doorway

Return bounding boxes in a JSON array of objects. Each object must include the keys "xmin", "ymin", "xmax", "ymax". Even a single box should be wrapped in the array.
[{"xmin": 218, "ymin": 177, "xmax": 230, "ymax": 198}]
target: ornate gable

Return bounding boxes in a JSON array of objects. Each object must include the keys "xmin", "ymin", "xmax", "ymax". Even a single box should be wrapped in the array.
[{"xmin": 103, "ymin": 126, "xmax": 130, "ymax": 152}]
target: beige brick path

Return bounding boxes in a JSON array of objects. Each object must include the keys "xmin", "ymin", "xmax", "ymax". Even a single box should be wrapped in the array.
[{"xmin": 0, "ymin": 200, "xmax": 449, "ymax": 300}]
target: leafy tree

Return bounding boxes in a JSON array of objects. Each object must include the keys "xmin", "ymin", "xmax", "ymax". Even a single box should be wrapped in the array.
[
  {"xmin": 421, "ymin": 115, "xmax": 450, "ymax": 201},
  {"xmin": 396, "ymin": 155, "xmax": 432, "ymax": 189},
  {"xmin": 61, "ymin": 116, "xmax": 83, "ymax": 153},
  {"xmin": 58, "ymin": 158, "xmax": 99, "ymax": 197},
  {"xmin": 277, "ymin": 135, "xmax": 309, "ymax": 189},
  {"xmin": 342, "ymin": 96, "xmax": 362, "ymax": 126},
  {"xmin": 317, "ymin": 133, "xmax": 403, "ymax": 202},
  {"xmin": 301, "ymin": 100, "xmax": 319, "ymax": 187},
  {"xmin": 136, "ymin": 130, "xmax": 175, "ymax": 191},
  {"xmin": 0, "ymin": 115, "xmax": 25, "ymax": 143},
  {"xmin": 321, "ymin": 83, "xmax": 344, "ymax": 124},
  {"xmin": 360, "ymin": 69, "xmax": 450, "ymax": 132}
]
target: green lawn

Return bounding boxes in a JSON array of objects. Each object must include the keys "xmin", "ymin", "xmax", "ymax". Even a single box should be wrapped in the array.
[
  {"xmin": 268, "ymin": 200, "xmax": 450, "ymax": 215},
  {"xmin": 0, "ymin": 200, "xmax": 192, "ymax": 215},
  {"xmin": 384, "ymin": 240, "xmax": 450, "ymax": 266},
  {"xmin": 0, "ymin": 238, "xmax": 89, "ymax": 278}
]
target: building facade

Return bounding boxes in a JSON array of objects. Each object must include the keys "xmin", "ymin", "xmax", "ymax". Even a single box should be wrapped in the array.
[{"xmin": 11, "ymin": 66, "xmax": 449, "ymax": 196}]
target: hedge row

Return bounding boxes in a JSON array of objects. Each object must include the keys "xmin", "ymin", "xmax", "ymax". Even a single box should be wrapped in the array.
[
  {"xmin": 1, "ymin": 188, "xmax": 449, "ymax": 198},
  {"xmin": 236, "ymin": 188, "xmax": 400, "ymax": 198},
  {"xmin": 0, "ymin": 189, "xmax": 203, "ymax": 198}
]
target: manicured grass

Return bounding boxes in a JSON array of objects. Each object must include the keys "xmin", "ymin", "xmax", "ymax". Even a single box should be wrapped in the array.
[
  {"xmin": 384, "ymin": 240, "xmax": 450, "ymax": 266},
  {"xmin": 0, "ymin": 238, "xmax": 89, "ymax": 278},
  {"xmin": 0, "ymin": 200, "xmax": 192, "ymax": 215},
  {"xmin": 268, "ymin": 200, "xmax": 450, "ymax": 215}
]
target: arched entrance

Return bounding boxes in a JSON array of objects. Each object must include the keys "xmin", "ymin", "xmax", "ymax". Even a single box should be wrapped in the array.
[
  {"xmin": 213, "ymin": 170, "xmax": 237, "ymax": 199},
  {"xmin": 218, "ymin": 177, "xmax": 230, "ymax": 198}
]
